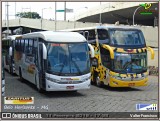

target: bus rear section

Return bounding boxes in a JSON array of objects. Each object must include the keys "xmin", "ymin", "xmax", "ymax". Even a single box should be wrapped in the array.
[
  {"xmin": 2, "ymin": 56, "xmax": 5, "ymax": 96},
  {"xmin": 2, "ymin": 35, "xmax": 22, "ymax": 74},
  {"xmin": 14, "ymin": 31, "xmax": 94, "ymax": 92}
]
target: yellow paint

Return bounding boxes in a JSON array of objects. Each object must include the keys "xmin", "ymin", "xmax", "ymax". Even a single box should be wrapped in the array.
[
  {"xmin": 111, "ymin": 47, "xmax": 147, "ymax": 54},
  {"xmin": 71, "ymin": 78, "xmax": 79, "ymax": 80},
  {"xmin": 90, "ymin": 38, "xmax": 149, "ymax": 87},
  {"xmin": 27, "ymin": 64, "xmax": 35, "ymax": 74},
  {"xmin": 109, "ymin": 77, "xmax": 148, "ymax": 87},
  {"xmin": 147, "ymin": 46, "xmax": 155, "ymax": 59},
  {"xmin": 102, "ymin": 45, "xmax": 114, "ymax": 59},
  {"xmin": 13, "ymin": 100, "xmax": 28, "ymax": 104}
]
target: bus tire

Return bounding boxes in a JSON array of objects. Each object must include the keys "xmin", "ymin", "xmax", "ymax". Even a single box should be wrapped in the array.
[
  {"xmin": 91, "ymin": 80, "xmax": 94, "ymax": 85},
  {"xmin": 19, "ymin": 68, "xmax": 24, "ymax": 82},
  {"xmin": 96, "ymin": 76, "xmax": 103, "ymax": 87},
  {"xmin": 91, "ymin": 76, "xmax": 95, "ymax": 85},
  {"xmin": 9, "ymin": 66, "xmax": 13, "ymax": 75},
  {"xmin": 92, "ymin": 71, "xmax": 98, "ymax": 85}
]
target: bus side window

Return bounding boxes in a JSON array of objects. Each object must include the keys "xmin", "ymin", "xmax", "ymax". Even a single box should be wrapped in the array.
[
  {"xmin": 28, "ymin": 39, "xmax": 33, "ymax": 55},
  {"xmin": 87, "ymin": 30, "xmax": 96, "ymax": 43},
  {"xmin": 33, "ymin": 39, "xmax": 38, "ymax": 65},
  {"xmin": 17, "ymin": 40, "xmax": 20, "ymax": 51},
  {"xmin": 24, "ymin": 39, "xmax": 29, "ymax": 54},
  {"xmin": 20, "ymin": 39, "xmax": 24, "ymax": 52},
  {"xmin": 15, "ymin": 40, "xmax": 18, "ymax": 51},
  {"xmin": 97, "ymin": 29, "xmax": 109, "ymax": 44},
  {"xmin": 100, "ymin": 46, "xmax": 111, "ymax": 69}
]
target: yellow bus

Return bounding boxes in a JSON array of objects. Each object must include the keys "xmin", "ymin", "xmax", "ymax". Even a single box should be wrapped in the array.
[{"xmin": 62, "ymin": 25, "xmax": 155, "ymax": 87}]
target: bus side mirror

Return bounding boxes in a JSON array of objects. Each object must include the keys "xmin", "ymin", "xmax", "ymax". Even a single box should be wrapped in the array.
[
  {"xmin": 147, "ymin": 46, "xmax": 155, "ymax": 60},
  {"xmin": 85, "ymin": 31, "xmax": 89, "ymax": 40},
  {"xmin": 42, "ymin": 43, "xmax": 47, "ymax": 60},
  {"xmin": 91, "ymin": 57, "xmax": 98, "ymax": 67},
  {"xmin": 9, "ymin": 47, "xmax": 12, "ymax": 56},
  {"xmin": 88, "ymin": 44, "xmax": 94, "ymax": 58}
]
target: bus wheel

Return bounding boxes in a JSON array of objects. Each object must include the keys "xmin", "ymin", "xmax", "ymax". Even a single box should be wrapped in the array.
[
  {"xmin": 92, "ymin": 71, "xmax": 98, "ymax": 85},
  {"xmin": 37, "ymin": 85, "xmax": 44, "ymax": 93},
  {"xmin": 91, "ymin": 80, "xmax": 94, "ymax": 85},
  {"xmin": 19, "ymin": 68, "xmax": 23, "ymax": 82},
  {"xmin": 96, "ymin": 76, "xmax": 103, "ymax": 87},
  {"xmin": 9, "ymin": 66, "xmax": 13, "ymax": 75},
  {"xmin": 91, "ymin": 76, "xmax": 95, "ymax": 85},
  {"xmin": 37, "ymin": 86, "xmax": 44, "ymax": 93}
]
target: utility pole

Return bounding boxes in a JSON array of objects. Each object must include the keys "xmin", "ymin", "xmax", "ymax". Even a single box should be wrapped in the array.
[
  {"xmin": 55, "ymin": 2, "xmax": 57, "ymax": 31},
  {"xmin": 15, "ymin": 2, "xmax": 16, "ymax": 19},
  {"xmin": 64, "ymin": 2, "xmax": 66, "ymax": 21},
  {"xmin": 99, "ymin": 2, "xmax": 101, "ymax": 24},
  {"xmin": 6, "ymin": 2, "xmax": 9, "ymax": 37},
  {"xmin": 133, "ymin": 6, "xmax": 141, "ymax": 25}
]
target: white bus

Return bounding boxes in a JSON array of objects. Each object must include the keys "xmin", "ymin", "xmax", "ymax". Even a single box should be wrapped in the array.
[
  {"xmin": 12, "ymin": 31, "xmax": 94, "ymax": 92},
  {"xmin": 2, "ymin": 35, "xmax": 22, "ymax": 74},
  {"xmin": 2, "ymin": 56, "xmax": 5, "ymax": 96}
]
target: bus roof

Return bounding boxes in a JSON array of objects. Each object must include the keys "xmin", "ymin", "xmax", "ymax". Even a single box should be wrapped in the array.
[
  {"xmin": 2, "ymin": 35, "xmax": 22, "ymax": 41},
  {"xmin": 61, "ymin": 25, "xmax": 141, "ymax": 31},
  {"xmin": 22, "ymin": 31, "xmax": 86, "ymax": 43}
]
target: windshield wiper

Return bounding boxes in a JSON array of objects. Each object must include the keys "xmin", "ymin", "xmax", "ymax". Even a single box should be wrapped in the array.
[
  {"xmin": 58, "ymin": 64, "xmax": 64, "ymax": 76},
  {"xmin": 71, "ymin": 60, "xmax": 82, "ymax": 75}
]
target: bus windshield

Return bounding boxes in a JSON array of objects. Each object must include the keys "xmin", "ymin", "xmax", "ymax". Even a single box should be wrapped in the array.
[
  {"xmin": 109, "ymin": 29, "xmax": 145, "ymax": 46},
  {"xmin": 113, "ymin": 52, "xmax": 147, "ymax": 74},
  {"xmin": 47, "ymin": 42, "xmax": 90, "ymax": 75}
]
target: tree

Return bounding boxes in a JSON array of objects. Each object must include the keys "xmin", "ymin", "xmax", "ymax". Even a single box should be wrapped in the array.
[{"xmin": 15, "ymin": 12, "xmax": 41, "ymax": 19}]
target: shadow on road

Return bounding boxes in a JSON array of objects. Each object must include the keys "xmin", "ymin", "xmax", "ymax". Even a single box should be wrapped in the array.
[
  {"xmin": 17, "ymin": 78, "xmax": 85, "ymax": 98},
  {"xmin": 102, "ymin": 85, "xmax": 143, "ymax": 92},
  {"xmin": 43, "ymin": 91, "xmax": 85, "ymax": 98}
]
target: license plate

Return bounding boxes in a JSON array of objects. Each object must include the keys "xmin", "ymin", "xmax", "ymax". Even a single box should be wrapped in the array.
[
  {"xmin": 128, "ymin": 83, "xmax": 135, "ymax": 86},
  {"xmin": 66, "ymin": 86, "xmax": 74, "ymax": 89}
]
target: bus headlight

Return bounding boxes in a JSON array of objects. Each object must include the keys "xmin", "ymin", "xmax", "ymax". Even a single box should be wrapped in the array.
[
  {"xmin": 46, "ymin": 77, "xmax": 60, "ymax": 83},
  {"xmin": 82, "ymin": 76, "xmax": 91, "ymax": 82},
  {"xmin": 111, "ymin": 76, "xmax": 121, "ymax": 80}
]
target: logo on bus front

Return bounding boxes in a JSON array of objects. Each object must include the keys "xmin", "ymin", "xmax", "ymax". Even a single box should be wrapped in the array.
[{"xmin": 61, "ymin": 78, "xmax": 79, "ymax": 81}]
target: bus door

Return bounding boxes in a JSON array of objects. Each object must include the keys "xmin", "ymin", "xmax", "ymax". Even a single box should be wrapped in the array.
[{"xmin": 36, "ymin": 42, "xmax": 46, "ymax": 90}]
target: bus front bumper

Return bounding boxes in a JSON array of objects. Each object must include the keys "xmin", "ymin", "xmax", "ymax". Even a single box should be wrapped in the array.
[
  {"xmin": 109, "ymin": 77, "xmax": 148, "ymax": 87},
  {"xmin": 45, "ymin": 80, "xmax": 90, "ymax": 91}
]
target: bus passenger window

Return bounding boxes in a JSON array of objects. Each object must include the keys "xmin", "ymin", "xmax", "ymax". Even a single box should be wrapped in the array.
[
  {"xmin": 87, "ymin": 30, "xmax": 96, "ymax": 43},
  {"xmin": 97, "ymin": 29, "xmax": 109, "ymax": 44},
  {"xmin": 24, "ymin": 39, "xmax": 29, "ymax": 53},
  {"xmin": 20, "ymin": 39, "xmax": 24, "ymax": 52},
  {"xmin": 28, "ymin": 39, "xmax": 33, "ymax": 55}
]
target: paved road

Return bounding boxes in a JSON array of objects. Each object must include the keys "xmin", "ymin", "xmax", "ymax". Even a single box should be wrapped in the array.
[{"xmin": 2, "ymin": 71, "xmax": 158, "ymax": 112}]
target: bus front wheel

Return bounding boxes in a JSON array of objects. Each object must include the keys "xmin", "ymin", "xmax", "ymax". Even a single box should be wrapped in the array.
[
  {"xmin": 93, "ymin": 71, "xmax": 103, "ymax": 87},
  {"xmin": 96, "ymin": 76, "xmax": 103, "ymax": 87}
]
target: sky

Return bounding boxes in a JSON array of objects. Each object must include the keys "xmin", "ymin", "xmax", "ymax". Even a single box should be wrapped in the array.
[{"xmin": 2, "ymin": 2, "xmax": 108, "ymax": 21}]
